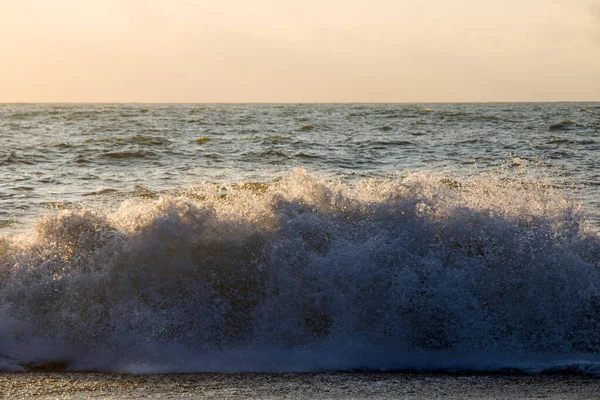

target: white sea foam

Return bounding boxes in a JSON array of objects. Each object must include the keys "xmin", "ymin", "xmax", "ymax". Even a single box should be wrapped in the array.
[{"xmin": 0, "ymin": 169, "xmax": 599, "ymax": 373}]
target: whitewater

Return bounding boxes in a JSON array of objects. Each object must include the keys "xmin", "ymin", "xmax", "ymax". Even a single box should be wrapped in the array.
[
  {"xmin": 1, "ymin": 169, "xmax": 599, "ymax": 374},
  {"xmin": 0, "ymin": 103, "xmax": 598, "ymax": 375}
]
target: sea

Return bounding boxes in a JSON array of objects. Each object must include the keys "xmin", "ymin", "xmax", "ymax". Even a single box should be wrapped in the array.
[{"xmin": 0, "ymin": 103, "xmax": 599, "ymax": 398}]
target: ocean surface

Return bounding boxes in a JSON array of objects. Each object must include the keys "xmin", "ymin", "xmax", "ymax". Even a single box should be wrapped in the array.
[{"xmin": 0, "ymin": 103, "xmax": 599, "ymax": 378}]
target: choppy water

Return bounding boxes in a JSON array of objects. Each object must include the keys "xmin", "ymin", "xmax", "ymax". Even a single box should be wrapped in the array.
[
  {"xmin": 1, "ymin": 103, "xmax": 599, "ymax": 230},
  {"xmin": 0, "ymin": 103, "xmax": 599, "ymax": 374}
]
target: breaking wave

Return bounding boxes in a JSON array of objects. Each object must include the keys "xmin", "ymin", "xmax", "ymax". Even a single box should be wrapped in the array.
[{"xmin": 0, "ymin": 170, "xmax": 599, "ymax": 374}]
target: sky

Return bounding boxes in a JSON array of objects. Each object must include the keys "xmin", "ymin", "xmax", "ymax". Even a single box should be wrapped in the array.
[{"xmin": 0, "ymin": 0, "xmax": 599, "ymax": 102}]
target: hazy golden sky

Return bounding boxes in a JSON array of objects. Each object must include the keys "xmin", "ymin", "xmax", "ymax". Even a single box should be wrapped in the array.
[{"xmin": 1, "ymin": 0, "xmax": 599, "ymax": 102}]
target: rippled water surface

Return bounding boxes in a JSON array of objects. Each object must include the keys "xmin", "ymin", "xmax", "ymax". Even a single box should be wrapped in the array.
[{"xmin": 1, "ymin": 103, "xmax": 599, "ymax": 230}]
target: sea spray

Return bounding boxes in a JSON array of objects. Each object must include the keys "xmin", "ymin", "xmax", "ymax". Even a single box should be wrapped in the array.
[{"xmin": 0, "ymin": 169, "xmax": 599, "ymax": 373}]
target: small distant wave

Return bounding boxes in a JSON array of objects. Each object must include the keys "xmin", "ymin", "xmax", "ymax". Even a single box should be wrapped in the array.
[
  {"xmin": 100, "ymin": 151, "xmax": 157, "ymax": 159},
  {"xmin": 84, "ymin": 189, "xmax": 120, "ymax": 197},
  {"xmin": 577, "ymin": 140, "xmax": 597, "ymax": 146},
  {"xmin": 131, "ymin": 185, "xmax": 158, "ymax": 199},
  {"xmin": 550, "ymin": 120, "xmax": 577, "ymax": 131},
  {"xmin": 473, "ymin": 115, "xmax": 501, "ymax": 122},
  {"xmin": 86, "ymin": 135, "xmax": 171, "ymax": 146},
  {"xmin": 53, "ymin": 142, "xmax": 74, "ymax": 149},
  {"xmin": 414, "ymin": 108, "xmax": 433, "ymax": 114},
  {"xmin": 127, "ymin": 135, "xmax": 171, "ymax": 146},
  {"xmin": 0, "ymin": 170, "xmax": 599, "ymax": 374},
  {"xmin": 439, "ymin": 112, "xmax": 499, "ymax": 121},
  {"xmin": 5, "ymin": 110, "xmax": 63, "ymax": 120},
  {"xmin": 0, "ymin": 152, "xmax": 36, "ymax": 166},
  {"xmin": 65, "ymin": 112, "xmax": 100, "ymax": 121},
  {"xmin": 261, "ymin": 149, "xmax": 288, "ymax": 158},
  {"xmin": 546, "ymin": 138, "xmax": 597, "ymax": 146},
  {"xmin": 372, "ymin": 140, "xmax": 414, "ymax": 146},
  {"xmin": 13, "ymin": 186, "xmax": 35, "ymax": 192},
  {"xmin": 547, "ymin": 139, "xmax": 570, "ymax": 145},
  {"xmin": 263, "ymin": 135, "xmax": 292, "ymax": 142},
  {"xmin": 457, "ymin": 139, "xmax": 488, "ymax": 144},
  {"xmin": 75, "ymin": 155, "xmax": 90, "ymax": 164},
  {"xmin": 357, "ymin": 140, "xmax": 413, "ymax": 147},
  {"xmin": 295, "ymin": 152, "xmax": 321, "ymax": 159}
]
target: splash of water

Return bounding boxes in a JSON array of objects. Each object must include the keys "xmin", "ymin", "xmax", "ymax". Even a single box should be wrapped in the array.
[{"xmin": 0, "ymin": 169, "xmax": 599, "ymax": 373}]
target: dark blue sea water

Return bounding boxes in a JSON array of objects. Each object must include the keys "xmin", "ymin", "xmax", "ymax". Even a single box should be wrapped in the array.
[{"xmin": 0, "ymin": 103, "xmax": 599, "ymax": 374}]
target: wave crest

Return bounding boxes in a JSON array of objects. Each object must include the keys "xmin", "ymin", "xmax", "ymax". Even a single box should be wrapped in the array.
[{"xmin": 0, "ymin": 169, "xmax": 599, "ymax": 373}]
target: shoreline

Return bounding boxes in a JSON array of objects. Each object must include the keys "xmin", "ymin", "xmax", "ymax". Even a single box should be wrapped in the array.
[{"xmin": 2, "ymin": 371, "xmax": 600, "ymax": 399}]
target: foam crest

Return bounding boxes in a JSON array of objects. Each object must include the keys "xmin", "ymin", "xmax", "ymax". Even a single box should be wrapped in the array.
[{"xmin": 0, "ymin": 169, "xmax": 599, "ymax": 373}]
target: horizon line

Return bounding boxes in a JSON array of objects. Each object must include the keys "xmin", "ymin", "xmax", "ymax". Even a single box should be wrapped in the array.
[{"xmin": 1, "ymin": 100, "xmax": 600, "ymax": 105}]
